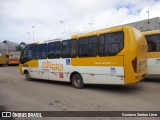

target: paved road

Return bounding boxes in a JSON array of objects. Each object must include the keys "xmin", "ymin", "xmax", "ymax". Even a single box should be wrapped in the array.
[{"xmin": 0, "ymin": 66, "xmax": 160, "ymax": 120}]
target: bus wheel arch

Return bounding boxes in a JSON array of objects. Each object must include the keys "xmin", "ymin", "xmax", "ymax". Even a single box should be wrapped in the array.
[
  {"xmin": 70, "ymin": 72, "xmax": 84, "ymax": 89},
  {"xmin": 24, "ymin": 70, "xmax": 32, "ymax": 81}
]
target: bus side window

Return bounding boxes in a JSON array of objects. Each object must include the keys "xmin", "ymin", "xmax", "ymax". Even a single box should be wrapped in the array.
[
  {"xmin": 35, "ymin": 43, "xmax": 47, "ymax": 59},
  {"xmin": 111, "ymin": 32, "xmax": 124, "ymax": 53},
  {"xmin": 78, "ymin": 36, "xmax": 97, "ymax": 57},
  {"xmin": 88, "ymin": 36, "xmax": 97, "ymax": 57},
  {"xmin": 35, "ymin": 44, "xmax": 41, "ymax": 59},
  {"xmin": 62, "ymin": 39, "xmax": 77, "ymax": 58},
  {"xmin": 78, "ymin": 37, "xmax": 88, "ymax": 57},
  {"xmin": 41, "ymin": 44, "xmax": 47, "ymax": 59},
  {"xmin": 62, "ymin": 40, "xmax": 70, "ymax": 58},
  {"xmin": 55, "ymin": 42, "xmax": 61, "ymax": 58},
  {"xmin": 48, "ymin": 41, "xmax": 61, "ymax": 59},
  {"xmin": 157, "ymin": 43, "xmax": 160, "ymax": 51},
  {"xmin": 71, "ymin": 40, "xmax": 77, "ymax": 58},
  {"xmin": 146, "ymin": 34, "xmax": 160, "ymax": 52},
  {"xmin": 24, "ymin": 50, "xmax": 32, "ymax": 59},
  {"xmin": 98, "ymin": 31, "xmax": 124, "ymax": 56}
]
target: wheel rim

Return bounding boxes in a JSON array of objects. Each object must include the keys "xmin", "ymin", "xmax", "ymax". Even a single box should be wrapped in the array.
[
  {"xmin": 74, "ymin": 78, "xmax": 81, "ymax": 86},
  {"xmin": 26, "ymin": 73, "xmax": 29, "ymax": 80}
]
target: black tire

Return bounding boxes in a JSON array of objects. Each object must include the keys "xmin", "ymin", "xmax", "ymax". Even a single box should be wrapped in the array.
[
  {"xmin": 71, "ymin": 74, "xmax": 84, "ymax": 89},
  {"xmin": 25, "ymin": 71, "xmax": 32, "ymax": 81}
]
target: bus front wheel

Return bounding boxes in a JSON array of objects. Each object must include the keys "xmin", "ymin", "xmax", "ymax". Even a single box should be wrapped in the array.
[
  {"xmin": 71, "ymin": 74, "xmax": 84, "ymax": 89},
  {"xmin": 25, "ymin": 71, "xmax": 32, "ymax": 81}
]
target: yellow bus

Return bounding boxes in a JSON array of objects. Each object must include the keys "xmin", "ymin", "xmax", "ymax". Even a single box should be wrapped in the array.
[
  {"xmin": 19, "ymin": 26, "xmax": 147, "ymax": 88},
  {"xmin": 143, "ymin": 30, "xmax": 160, "ymax": 78},
  {"xmin": 6, "ymin": 52, "xmax": 20, "ymax": 65},
  {"xmin": 0, "ymin": 51, "xmax": 6, "ymax": 66}
]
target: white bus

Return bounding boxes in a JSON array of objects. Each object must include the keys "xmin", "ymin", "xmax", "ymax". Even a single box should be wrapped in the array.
[
  {"xmin": 143, "ymin": 30, "xmax": 160, "ymax": 78},
  {"xmin": 19, "ymin": 26, "xmax": 147, "ymax": 88}
]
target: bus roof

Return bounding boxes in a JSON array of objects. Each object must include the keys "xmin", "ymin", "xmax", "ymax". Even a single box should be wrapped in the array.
[
  {"xmin": 71, "ymin": 25, "xmax": 133, "ymax": 38},
  {"xmin": 142, "ymin": 30, "xmax": 160, "ymax": 35},
  {"xmin": 27, "ymin": 25, "xmax": 134, "ymax": 45}
]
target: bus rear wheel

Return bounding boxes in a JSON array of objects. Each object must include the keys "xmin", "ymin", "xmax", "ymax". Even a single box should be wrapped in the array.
[
  {"xmin": 71, "ymin": 74, "xmax": 84, "ymax": 89},
  {"xmin": 25, "ymin": 71, "xmax": 32, "ymax": 81}
]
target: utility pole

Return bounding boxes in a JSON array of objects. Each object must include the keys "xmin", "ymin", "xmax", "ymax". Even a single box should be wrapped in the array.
[
  {"xmin": 59, "ymin": 20, "xmax": 65, "ymax": 35},
  {"xmin": 89, "ymin": 22, "xmax": 94, "ymax": 31},
  {"xmin": 3, "ymin": 40, "xmax": 9, "ymax": 54},
  {"xmin": 32, "ymin": 26, "xmax": 35, "ymax": 42},
  {"xmin": 27, "ymin": 32, "xmax": 30, "ymax": 43},
  {"xmin": 146, "ymin": 11, "xmax": 150, "ymax": 24}
]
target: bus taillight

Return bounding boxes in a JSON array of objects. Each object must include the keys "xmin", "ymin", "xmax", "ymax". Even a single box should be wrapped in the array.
[{"xmin": 132, "ymin": 57, "xmax": 137, "ymax": 73}]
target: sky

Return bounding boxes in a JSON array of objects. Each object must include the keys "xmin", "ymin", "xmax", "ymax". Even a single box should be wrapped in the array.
[{"xmin": 0, "ymin": 0, "xmax": 160, "ymax": 44}]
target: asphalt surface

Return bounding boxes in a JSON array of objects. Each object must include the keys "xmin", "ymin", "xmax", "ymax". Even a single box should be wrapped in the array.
[{"xmin": 0, "ymin": 66, "xmax": 160, "ymax": 120}]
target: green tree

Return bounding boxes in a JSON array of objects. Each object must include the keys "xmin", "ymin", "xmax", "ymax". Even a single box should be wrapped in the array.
[{"xmin": 15, "ymin": 45, "xmax": 23, "ymax": 52}]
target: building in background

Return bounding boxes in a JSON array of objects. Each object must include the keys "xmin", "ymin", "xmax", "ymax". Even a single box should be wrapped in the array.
[
  {"xmin": 127, "ymin": 17, "xmax": 160, "ymax": 32},
  {"xmin": 0, "ymin": 41, "xmax": 19, "ymax": 53}
]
